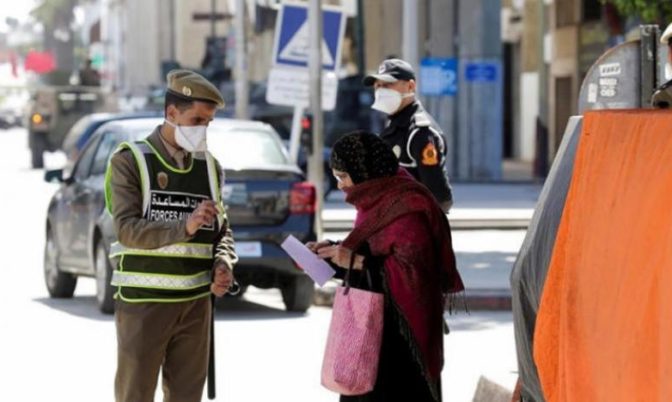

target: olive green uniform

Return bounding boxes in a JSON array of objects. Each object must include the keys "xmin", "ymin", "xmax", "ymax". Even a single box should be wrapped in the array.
[
  {"xmin": 108, "ymin": 69, "xmax": 235, "ymax": 402},
  {"xmin": 109, "ymin": 128, "xmax": 236, "ymax": 402}
]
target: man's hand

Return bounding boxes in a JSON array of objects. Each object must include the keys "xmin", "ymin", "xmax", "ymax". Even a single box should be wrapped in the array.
[
  {"xmin": 211, "ymin": 263, "xmax": 234, "ymax": 297},
  {"xmin": 186, "ymin": 200, "xmax": 218, "ymax": 236}
]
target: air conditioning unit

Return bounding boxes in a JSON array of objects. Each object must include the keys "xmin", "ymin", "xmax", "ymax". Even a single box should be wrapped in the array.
[{"xmin": 502, "ymin": 7, "xmax": 523, "ymax": 44}]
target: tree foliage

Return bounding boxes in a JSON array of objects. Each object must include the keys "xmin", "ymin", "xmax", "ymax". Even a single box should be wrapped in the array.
[{"xmin": 601, "ymin": 0, "xmax": 672, "ymax": 24}]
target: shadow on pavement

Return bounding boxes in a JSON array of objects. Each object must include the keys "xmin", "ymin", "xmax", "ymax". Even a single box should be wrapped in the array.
[
  {"xmin": 34, "ymin": 294, "xmax": 308, "ymax": 322},
  {"xmin": 34, "ymin": 296, "xmax": 114, "ymax": 322},
  {"xmin": 214, "ymin": 296, "xmax": 307, "ymax": 321}
]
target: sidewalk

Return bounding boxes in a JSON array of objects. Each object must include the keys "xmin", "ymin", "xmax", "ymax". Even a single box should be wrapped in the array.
[{"xmin": 317, "ymin": 181, "xmax": 544, "ymax": 311}]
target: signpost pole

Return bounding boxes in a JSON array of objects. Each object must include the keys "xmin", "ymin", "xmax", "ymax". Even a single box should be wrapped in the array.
[
  {"xmin": 234, "ymin": 0, "xmax": 249, "ymax": 119},
  {"xmin": 308, "ymin": 0, "xmax": 324, "ymax": 240},
  {"xmin": 288, "ymin": 105, "xmax": 303, "ymax": 163}
]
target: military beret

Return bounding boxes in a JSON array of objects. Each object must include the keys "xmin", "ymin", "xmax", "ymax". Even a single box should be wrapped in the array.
[{"xmin": 166, "ymin": 69, "xmax": 225, "ymax": 108}]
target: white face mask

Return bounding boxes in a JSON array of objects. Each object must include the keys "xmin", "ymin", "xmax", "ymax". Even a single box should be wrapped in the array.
[
  {"xmin": 165, "ymin": 120, "xmax": 208, "ymax": 152},
  {"xmin": 371, "ymin": 88, "xmax": 414, "ymax": 115}
]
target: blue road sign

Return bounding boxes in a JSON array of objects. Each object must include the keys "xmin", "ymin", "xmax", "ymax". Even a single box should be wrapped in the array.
[
  {"xmin": 272, "ymin": 4, "xmax": 345, "ymax": 71},
  {"xmin": 465, "ymin": 62, "xmax": 499, "ymax": 82},
  {"xmin": 419, "ymin": 57, "xmax": 458, "ymax": 96}
]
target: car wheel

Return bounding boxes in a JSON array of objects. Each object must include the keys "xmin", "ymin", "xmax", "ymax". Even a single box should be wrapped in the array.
[
  {"xmin": 281, "ymin": 275, "xmax": 315, "ymax": 313},
  {"xmin": 95, "ymin": 241, "xmax": 115, "ymax": 314},
  {"xmin": 44, "ymin": 227, "xmax": 77, "ymax": 298}
]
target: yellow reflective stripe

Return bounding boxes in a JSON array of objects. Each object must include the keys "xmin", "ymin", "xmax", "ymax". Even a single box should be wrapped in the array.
[
  {"xmin": 110, "ymin": 242, "xmax": 213, "ymax": 259},
  {"xmin": 115, "ymin": 291, "xmax": 211, "ymax": 303},
  {"xmin": 205, "ymin": 151, "xmax": 225, "ymax": 228},
  {"xmin": 111, "ymin": 270, "xmax": 211, "ymax": 290},
  {"xmin": 105, "ymin": 141, "xmax": 149, "ymax": 215},
  {"xmin": 122, "ymin": 142, "xmax": 151, "ymax": 214},
  {"xmin": 142, "ymin": 139, "xmax": 194, "ymax": 174}
]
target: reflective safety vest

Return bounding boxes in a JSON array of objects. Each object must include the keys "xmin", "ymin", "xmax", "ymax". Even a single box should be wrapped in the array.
[{"xmin": 104, "ymin": 140, "xmax": 224, "ymax": 303}]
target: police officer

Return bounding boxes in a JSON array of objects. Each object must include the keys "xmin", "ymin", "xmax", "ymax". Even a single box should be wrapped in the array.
[
  {"xmin": 364, "ymin": 58, "xmax": 454, "ymax": 212},
  {"xmin": 105, "ymin": 69, "xmax": 238, "ymax": 402}
]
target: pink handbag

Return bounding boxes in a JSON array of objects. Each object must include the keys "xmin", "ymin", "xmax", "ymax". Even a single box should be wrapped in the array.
[{"xmin": 321, "ymin": 264, "xmax": 384, "ymax": 395}]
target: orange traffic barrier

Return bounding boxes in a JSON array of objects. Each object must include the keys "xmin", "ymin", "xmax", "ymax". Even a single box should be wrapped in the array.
[{"xmin": 534, "ymin": 110, "xmax": 672, "ymax": 402}]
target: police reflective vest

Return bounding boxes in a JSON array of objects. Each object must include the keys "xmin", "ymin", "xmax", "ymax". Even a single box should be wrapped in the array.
[{"xmin": 104, "ymin": 140, "xmax": 224, "ymax": 302}]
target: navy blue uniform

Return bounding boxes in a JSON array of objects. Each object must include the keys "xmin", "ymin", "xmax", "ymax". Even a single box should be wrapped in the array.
[{"xmin": 380, "ymin": 101, "xmax": 453, "ymax": 208}]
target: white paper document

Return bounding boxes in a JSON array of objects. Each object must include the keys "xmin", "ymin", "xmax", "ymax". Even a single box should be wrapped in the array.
[{"xmin": 280, "ymin": 235, "xmax": 336, "ymax": 286}]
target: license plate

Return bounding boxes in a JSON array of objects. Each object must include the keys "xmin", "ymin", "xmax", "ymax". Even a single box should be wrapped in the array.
[
  {"xmin": 236, "ymin": 241, "xmax": 262, "ymax": 258},
  {"xmin": 221, "ymin": 183, "xmax": 247, "ymax": 205}
]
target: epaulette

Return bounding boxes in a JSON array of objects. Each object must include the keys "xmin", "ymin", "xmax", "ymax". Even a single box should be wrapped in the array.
[{"xmin": 413, "ymin": 112, "xmax": 431, "ymax": 127}]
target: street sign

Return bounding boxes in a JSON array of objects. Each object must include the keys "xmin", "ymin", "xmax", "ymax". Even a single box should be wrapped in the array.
[
  {"xmin": 271, "ymin": 3, "xmax": 346, "ymax": 72},
  {"xmin": 465, "ymin": 62, "xmax": 499, "ymax": 82},
  {"xmin": 266, "ymin": 3, "xmax": 346, "ymax": 111},
  {"xmin": 266, "ymin": 67, "xmax": 339, "ymax": 110},
  {"xmin": 419, "ymin": 57, "xmax": 458, "ymax": 96}
]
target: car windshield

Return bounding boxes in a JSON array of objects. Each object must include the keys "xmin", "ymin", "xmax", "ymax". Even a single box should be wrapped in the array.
[
  {"xmin": 207, "ymin": 127, "xmax": 290, "ymax": 168},
  {"xmin": 128, "ymin": 124, "xmax": 290, "ymax": 169}
]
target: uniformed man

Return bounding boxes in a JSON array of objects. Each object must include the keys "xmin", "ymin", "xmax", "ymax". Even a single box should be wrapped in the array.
[
  {"xmin": 364, "ymin": 58, "xmax": 454, "ymax": 212},
  {"xmin": 105, "ymin": 69, "xmax": 238, "ymax": 402}
]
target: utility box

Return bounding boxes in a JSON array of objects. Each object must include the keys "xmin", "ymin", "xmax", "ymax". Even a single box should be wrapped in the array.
[{"xmin": 578, "ymin": 25, "xmax": 666, "ymax": 113}]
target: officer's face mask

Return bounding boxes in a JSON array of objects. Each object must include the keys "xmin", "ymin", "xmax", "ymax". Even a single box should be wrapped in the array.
[
  {"xmin": 165, "ymin": 119, "xmax": 208, "ymax": 153},
  {"xmin": 371, "ymin": 87, "xmax": 414, "ymax": 115}
]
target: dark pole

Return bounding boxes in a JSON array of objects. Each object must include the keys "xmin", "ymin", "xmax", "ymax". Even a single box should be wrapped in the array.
[
  {"xmin": 355, "ymin": 0, "xmax": 366, "ymax": 74},
  {"xmin": 211, "ymin": 0, "xmax": 217, "ymax": 38},
  {"xmin": 169, "ymin": 0, "xmax": 176, "ymax": 60},
  {"xmin": 207, "ymin": 294, "xmax": 216, "ymax": 399}
]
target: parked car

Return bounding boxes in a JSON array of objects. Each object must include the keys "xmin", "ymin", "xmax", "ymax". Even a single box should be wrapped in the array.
[
  {"xmin": 60, "ymin": 111, "xmax": 162, "ymax": 174},
  {"xmin": 44, "ymin": 117, "xmax": 317, "ymax": 314}
]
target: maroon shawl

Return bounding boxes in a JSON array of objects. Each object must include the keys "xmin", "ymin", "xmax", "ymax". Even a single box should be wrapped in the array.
[{"xmin": 341, "ymin": 169, "xmax": 464, "ymax": 394}]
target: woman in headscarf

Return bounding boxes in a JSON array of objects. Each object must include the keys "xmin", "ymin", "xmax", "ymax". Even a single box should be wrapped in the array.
[{"xmin": 310, "ymin": 131, "xmax": 464, "ymax": 402}]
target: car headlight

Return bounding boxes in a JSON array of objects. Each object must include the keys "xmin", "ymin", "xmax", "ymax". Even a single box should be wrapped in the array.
[{"xmin": 31, "ymin": 113, "xmax": 43, "ymax": 124}]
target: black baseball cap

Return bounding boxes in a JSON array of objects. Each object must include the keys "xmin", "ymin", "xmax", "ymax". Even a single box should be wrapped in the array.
[{"xmin": 363, "ymin": 58, "xmax": 416, "ymax": 87}]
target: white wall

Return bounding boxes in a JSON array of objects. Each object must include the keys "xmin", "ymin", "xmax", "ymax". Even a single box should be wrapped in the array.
[
  {"xmin": 175, "ymin": 0, "xmax": 233, "ymax": 70},
  {"xmin": 519, "ymin": 71, "xmax": 538, "ymax": 161}
]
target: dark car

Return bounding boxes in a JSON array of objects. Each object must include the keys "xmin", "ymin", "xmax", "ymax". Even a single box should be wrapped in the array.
[
  {"xmin": 60, "ymin": 111, "xmax": 163, "ymax": 174},
  {"xmin": 44, "ymin": 117, "xmax": 317, "ymax": 314}
]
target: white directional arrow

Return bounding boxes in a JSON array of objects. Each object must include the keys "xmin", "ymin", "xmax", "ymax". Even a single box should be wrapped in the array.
[{"xmin": 278, "ymin": 21, "xmax": 334, "ymax": 66}]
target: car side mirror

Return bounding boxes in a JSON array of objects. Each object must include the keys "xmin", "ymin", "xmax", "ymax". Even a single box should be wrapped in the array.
[{"xmin": 44, "ymin": 169, "xmax": 64, "ymax": 183}]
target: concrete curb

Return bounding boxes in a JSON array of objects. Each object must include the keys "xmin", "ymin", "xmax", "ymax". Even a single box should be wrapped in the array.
[
  {"xmin": 324, "ymin": 219, "xmax": 530, "ymax": 231},
  {"xmin": 314, "ymin": 286, "xmax": 512, "ymax": 311},
  {"xmin": 322, "ymin": 205, "xmax": 534, "ymax": 231}
]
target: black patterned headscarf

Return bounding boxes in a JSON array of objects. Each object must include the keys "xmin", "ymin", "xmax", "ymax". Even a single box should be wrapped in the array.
[{"xmin": 330, "ymin": 131, "xmax": 399, "ymax": 184}]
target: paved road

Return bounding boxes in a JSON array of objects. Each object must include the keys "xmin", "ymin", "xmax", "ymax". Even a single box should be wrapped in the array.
[{"xmin": 0, "ymin": 127, "xmax": 519, "ymax": 401}]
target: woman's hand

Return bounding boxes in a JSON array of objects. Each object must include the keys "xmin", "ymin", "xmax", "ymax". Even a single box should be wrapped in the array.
[
  {"xmin": 305, "ymin": 240, "xmax": 333, "ymax": 253},
  {"xmin": 317, "ymin": 245, "xmax": 364, "ymax": 270}
]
